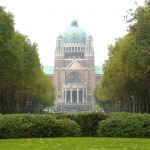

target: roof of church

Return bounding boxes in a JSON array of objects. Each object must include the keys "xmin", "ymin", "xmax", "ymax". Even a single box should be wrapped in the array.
[
  {"xmin": 95, "ymin": 66, "xmax": 103, "ymax": 75},
  {"xmin": 43, "ymin": 66, "xmax": 103, "ymax": 75},
  {"xmin": 57, "ymin": 19, "xmax": 88, "ymax": 43},
  {"xmin": 43, "ymin": 66, "xmax": 54, "ymax": 75}
]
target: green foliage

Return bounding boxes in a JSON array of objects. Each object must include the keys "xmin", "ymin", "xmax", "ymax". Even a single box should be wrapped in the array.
[
  {"xmin": 1, "ymin": 113, "xmax": 149, "ymax": 139},
  {"xmin": 0, "ymin": 114, "xmax": 28, "ymax": 138},
  {"xmin": 55, "ymin": 119, "xmax": 81, "ymax": 137},
  {"xmin": 97, "ymin": 113, "xmax": 150, "ymax": 138},
  {"xmin": 95, "ymin": 1, "xmax": 150, "ymax": 113},
  {"xmin": 0, "ymin": 7, "xmax": 14, "ymax": 46},
  {"xmin": 52, "ymin": 112, "xmax": 107, "ymax": 137},
  {"xmin": 51, "ymin": 112, "xmax": 107, "ymax": 136},
  {"xmin": 72, "ymin": 113, "xmax": 107, "ymax": 137},
  {"xmin": 0, "ymin": 114, "xmax": 81, "ymax": 139},
  {"xmin": 26, "ymin": 115, "xmax": 57, "ymax": 138},
  {"xmin": 0, "ymin": 7, "xmax": 55, "ymax": 114},
  {"xmin": 51, "ymin": 113, "xmax": 73, "ymax": 120}
]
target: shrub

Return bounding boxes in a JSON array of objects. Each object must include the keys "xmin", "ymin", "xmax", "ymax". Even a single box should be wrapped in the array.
[
  {"xmin": 49, "ymin": 112, "xmax": 107, "ymax": 137},
  {"xmin": 0, "ymin": 114, "xmax": 26, "ymax": 138},
  {"xmin": 0, "ymin": 114, "xmax": 81, "ymax": 138},
  {"xmin": 55, "ymin": 119, "xmax": 81, "ymax": 137},
  {"xmin": 97, "ymin": 113, "xmax": 150, "ymax": 138},
  {"xmin": 72, "ymin": 112, "xmax": 107, "ymax": 136},
  {"xmin": 51, "ymin": 113, "xmax": 73, "ymax": 120},
  {"xmin": 28, "ymin": 115, "xmax": 57, "ymax": 138}
]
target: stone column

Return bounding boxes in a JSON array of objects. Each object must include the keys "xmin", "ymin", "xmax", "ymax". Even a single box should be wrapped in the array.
[
  {"xmin": 65, "ymin": 89, "xmax": 67, "ymax": 103},
  {"xmin": 70, "ymin": 89, "xmax": 72, "ymax": 103},
  {"xmin": 86, "ymin": 83, "xmax": 87, "ymax": 102},
  {"xmin": 77, "ymin": 89, "xmax": 79, "ymax": 103},
  {"xmin": 83, "ymin": 87, "xmax": 84, "ymax": 103}
]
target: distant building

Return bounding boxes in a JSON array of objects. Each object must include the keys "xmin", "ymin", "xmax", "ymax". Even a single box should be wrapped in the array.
[{"xmin": 43, "ymin": 19, "xmax": 103, "ymax": 113}]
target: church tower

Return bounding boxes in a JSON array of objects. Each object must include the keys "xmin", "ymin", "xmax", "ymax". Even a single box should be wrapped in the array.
[{"xmin": 54, "ymin": 19, "xmax": 96, "ymax": 113}]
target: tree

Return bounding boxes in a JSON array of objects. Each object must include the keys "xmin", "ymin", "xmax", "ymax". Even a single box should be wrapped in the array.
[
  {"xmin": 0, "ymin": 7, "xmax": 55, "ymax": 114},
  {"xmin": 95, "ymin": 0, "xmax": 150, "ymax": 113}
]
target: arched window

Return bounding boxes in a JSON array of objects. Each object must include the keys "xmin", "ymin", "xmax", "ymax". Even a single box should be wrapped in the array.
[{"xmin": 67, "ymin": 72, "xmax": 81, "ymax": 83}]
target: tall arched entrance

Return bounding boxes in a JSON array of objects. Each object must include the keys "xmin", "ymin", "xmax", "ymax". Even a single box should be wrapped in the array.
[{"xmin": 63, "ymin": 72, "xmax": 86, "ymax": 103}]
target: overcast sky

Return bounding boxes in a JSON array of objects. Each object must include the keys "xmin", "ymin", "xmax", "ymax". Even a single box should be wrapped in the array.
[{"xmin": 1, "ymin": 0, "xmax": 144, "ymax": 66}]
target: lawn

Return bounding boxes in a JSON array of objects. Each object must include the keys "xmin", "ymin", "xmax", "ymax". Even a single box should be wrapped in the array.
[{"xmin": 0, "ymin": 137, "xmax": 150, "ymax": 150}]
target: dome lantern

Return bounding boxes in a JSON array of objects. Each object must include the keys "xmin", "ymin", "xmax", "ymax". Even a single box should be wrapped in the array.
[{"xmin": 70, "ymin": 19, "xmax": 79, "ymax": 27}]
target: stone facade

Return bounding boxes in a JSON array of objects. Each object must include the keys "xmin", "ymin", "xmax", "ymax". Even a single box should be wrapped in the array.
[
  {"xmin": 42, "ymin": 19, "xmax": 103, "ymax": 113},
  {"xmin": 53, "ymin": 19, "xmax": 97, "ymax": 113}
]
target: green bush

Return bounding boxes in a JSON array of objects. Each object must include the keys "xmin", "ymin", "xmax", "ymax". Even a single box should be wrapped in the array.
[
  {"xmin": 52, "ymin": 113, "xmax": 73, "ymax": 120},
  {"xmin": 0, "ymin": 114, "xmax": 26, "ymax": 138},
  {"xmin": 55, "ymin": 119, "xmax": 81, "ymax": 137},
  {"xmin": 50, "ymin": 112, "xmax": 107, "ymax": 137},
  {"xmin": 29, "ymin": 115, "xmax": 81, "ymax": 137},
  {"xmin": 97, "ymin": 113, "xmax": 150, "ymax": 138},
  {"xmin": 28, "ymin": 115, "xmax": 57, "ymax": 138},
  {"xmin": 3, "ymin": 113, "xmax": 149, "ymax": 138},
  {"xmin": 72, "ymin": 113, "xmax": 107, "ymax": 136},
  {"xmin": 0, "ymin": 114, "xmax": 81, "ymax": 139}
]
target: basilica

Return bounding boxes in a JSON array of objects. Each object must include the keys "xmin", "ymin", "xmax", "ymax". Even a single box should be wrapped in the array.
[{"xmin": 43, "ymin": 19, "xmax": 103, "ymax": 113}]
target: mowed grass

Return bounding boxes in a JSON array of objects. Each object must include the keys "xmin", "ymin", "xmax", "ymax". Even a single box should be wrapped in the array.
[{"xmin": 0, "ymin": 138, "xmax": 150, "ymax": 150}]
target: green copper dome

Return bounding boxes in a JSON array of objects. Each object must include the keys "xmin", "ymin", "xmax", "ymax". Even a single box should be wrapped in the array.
[{"xmin": 62, "ymin": 19, "xmax": 87, "ymax": 43}]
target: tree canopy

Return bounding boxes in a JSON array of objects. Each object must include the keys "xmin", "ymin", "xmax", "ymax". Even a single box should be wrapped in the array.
[
  {"xmin": 0, "ymin": 7, "xmax": 55, "ymax": 114},
  {"xmin": 95, "ymin": 1, "xmax": 150, "ymax": 113}
]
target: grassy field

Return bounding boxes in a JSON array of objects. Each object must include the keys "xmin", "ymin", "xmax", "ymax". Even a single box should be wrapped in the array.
[{"xmin": 0, "ymin": 137, "xmax": 150, "ymax": 150}]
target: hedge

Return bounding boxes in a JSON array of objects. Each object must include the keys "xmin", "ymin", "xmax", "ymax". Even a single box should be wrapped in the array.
[
  {"xmin": 97, "ymin": 112, "xmax": 150, "ymax": 138},
  {"xmin": 72, "ymin": 113, "xmax": 107, "ymax": 136},
  {"xmin": 51, "ymin": 112, "xmax": 107, "ymax": 137},
  {"xmin": 1, "ymin": 113, "xmax": 149, "ymax": 138},
  {"xmin": 0, "ymin": 114, "xmax": 81, "ymax": 139}
]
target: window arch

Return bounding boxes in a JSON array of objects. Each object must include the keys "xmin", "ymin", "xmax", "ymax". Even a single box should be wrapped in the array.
[{"xmin": 67, "ymin": 72, "xmax": 81, "ymax": 83}]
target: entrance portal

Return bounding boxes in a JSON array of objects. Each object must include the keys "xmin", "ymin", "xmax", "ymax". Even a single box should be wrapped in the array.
[
  {"xmin": 66, "ymin": 91, "xmax": 70, "ymax": 102},
  {"xmin": 72, "ymin": 91, "xmax": 77, "ymax": 103},
  {"xmin": 79, "ymin": 90, "xmax": 83, "ymax": 103}
]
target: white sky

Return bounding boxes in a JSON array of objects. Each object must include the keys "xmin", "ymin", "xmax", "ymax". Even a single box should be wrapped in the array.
[{"xmin": 0, "ymin": 0, "xmax": 145, "ymax": 66}]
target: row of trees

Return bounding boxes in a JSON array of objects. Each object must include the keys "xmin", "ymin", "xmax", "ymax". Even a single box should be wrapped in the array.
[
  {"xmin": 95, "ymin": 1, "xmax": 150, "ymax": 113},
  {"xmin": 0, "ymin": 7, "xmax": 55, "ymax": 114}
]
